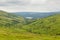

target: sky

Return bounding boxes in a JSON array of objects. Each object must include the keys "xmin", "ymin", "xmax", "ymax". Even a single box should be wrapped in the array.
[{"xmin": 0, "ymin": 0, "xmax": 60, "ymax": 12}]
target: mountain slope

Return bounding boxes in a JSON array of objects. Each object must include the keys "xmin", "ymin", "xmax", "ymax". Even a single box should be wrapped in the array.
[
  {"xmin": 0, "ymin": 11, "xmax": 60, "ymax": 40},
  {"xmin": 0, "ymin": 10, "xmax": 26, "ymax": 27},
  {"xmin": 23, "ymin": 14, "xmax": 60, "ymax": 35}
]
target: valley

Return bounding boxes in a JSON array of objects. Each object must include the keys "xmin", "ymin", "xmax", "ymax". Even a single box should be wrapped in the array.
[{"xmin": 0, "ymin": 10, "xmax": 60, "ymax": 40}]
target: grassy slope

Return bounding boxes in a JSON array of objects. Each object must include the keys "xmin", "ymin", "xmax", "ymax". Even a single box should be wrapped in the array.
[
  {"xmin": 0, "ymin": 27, "xmax": 60, "ymax": 40},
  {"xmin": 23, "ymin": 14, "xmax": 60, "ymax": 35}
]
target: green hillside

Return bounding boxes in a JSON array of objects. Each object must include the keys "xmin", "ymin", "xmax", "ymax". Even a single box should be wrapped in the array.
[
  {"xmin": 23, "ymin": 14, "xmax": 60, "ymax": 35},
  {"xmin": 0, "ymin": 11, "xmax": 60, "ymax": 40},
  {"xmin": 0, "ymin": 10, "xmax": 26, "ymax": 27}
]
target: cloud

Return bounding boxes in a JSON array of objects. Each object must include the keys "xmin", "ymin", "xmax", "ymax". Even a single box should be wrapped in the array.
[
  {"xmin": 0, "ymin": 0, "xmax": 30, "ymax": 6},
  {"xmin": 0, "ymin": 0, "xmax": 60, "ymax": 12},
  {"xmin": 31, "ymin": 0, "xmax": 47, "ymax": 4}
]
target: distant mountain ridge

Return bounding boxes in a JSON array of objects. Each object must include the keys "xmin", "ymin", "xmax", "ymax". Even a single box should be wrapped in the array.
[{"xmin": 12, "ymin": 12, "xmax": 60, "ymax": 19}]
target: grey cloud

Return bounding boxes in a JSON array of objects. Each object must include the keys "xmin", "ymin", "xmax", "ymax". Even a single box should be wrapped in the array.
[
  {"xmin": 0, "ymin": 0, "xmax": 60, "ymax": 12},
  {"xmin": 0, "ymin": 0, "xmax": 30, "ymax": 6}
]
